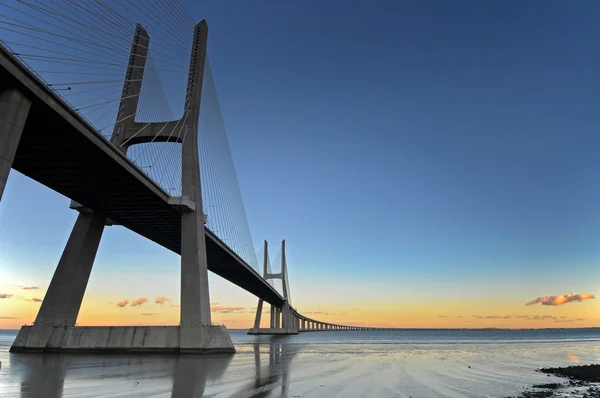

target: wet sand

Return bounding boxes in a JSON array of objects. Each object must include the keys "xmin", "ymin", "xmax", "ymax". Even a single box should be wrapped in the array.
[{"xmin": 1, "ymin": 338, "xmax": 599, "ymax": 397}]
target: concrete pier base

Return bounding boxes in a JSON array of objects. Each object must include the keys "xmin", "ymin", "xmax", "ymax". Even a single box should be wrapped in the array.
[
  {"xmin": 247, "ymin": 328, "xmax": 298, "ymax": 335},
  {"xmin": 10, "ymin": 325, "xmax": 235, "ymax": 353}
]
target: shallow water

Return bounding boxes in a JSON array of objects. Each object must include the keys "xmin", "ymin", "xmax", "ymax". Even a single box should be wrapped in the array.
[{"xmin": 1, "ymin": 329, "xmax": 599, "ymax": 397}]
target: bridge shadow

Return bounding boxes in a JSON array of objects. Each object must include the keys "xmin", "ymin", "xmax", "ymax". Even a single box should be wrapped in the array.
[{"xmin": 10, "ymin": 339, "xmax": 304, "ymax": 397}]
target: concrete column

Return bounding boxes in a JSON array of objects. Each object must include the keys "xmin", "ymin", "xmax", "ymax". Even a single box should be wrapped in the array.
[
  {"xmin": 281, "ymin": 301, "xmax": 291, "ymax": 329},
  {"xmin": 25, "ymin": 211, "xmax": 106, "ymax": 348},
  {"xmin": 179, "ymin": 22, "xmax": 212, "ymax": 350},
  {"xmin": 275, "ymin": 308, "xmax": 281, "ymax": 328},
  {"xmin": 253, "ymin": 300, "xmax": 263, "ymax": 329},
  {"xmin": 270, "ymin": 305, "xmax": 275, "ymax": 328},
  {"xmin": 0, "ymin": 88, "xmax": 31, "ymax": 202},
  {"xmin": 302, "ymin": 319, "xmax": 305, "ymax": 330},
  {"xmin": 110, "ymin": 24, "xmax": 149, "ymax": 151}
]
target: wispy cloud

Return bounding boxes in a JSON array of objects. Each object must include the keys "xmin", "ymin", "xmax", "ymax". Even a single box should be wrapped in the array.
[
  {"xmin": 0, "ymin": 294, "xmax": 13, "ymax": 299},
  {"xmin": 438, "ymin": 315, "xmax": 447, "ymax": 318},
  {"xmin": 20, "ymin": 286, "xmax": 39, "ymax": 290},
  {"xmin": 472, "ymin": 315, "xmax": 512, "ymax": 319},
  {"xmin": 131, "ymin": 298, "xmax": 148, "ymax": 307},
  {"xmin": 30, "ymin": 298, "xmax": 42, "ymax": 303},
  {"xmin": 526, "ymin": 293, "xmax": 595, "ymax": 306},
  {"xmin": 116, "ymin": 300, "xmax": 129, "ymax": 308},
  {"xmin": 0, "ymin": 316, "xmax": 18, "ymax": 319},
  {"xmin": 211, "ymin": 306, "xmax": 245, "ymax": 313},
  {"xmin": 155, "ymin": 296, "xmax": 170, "ymax": 305},
  {"xmin": 140, "ymin": 313, "xmax": 156, "ymax": 316}
]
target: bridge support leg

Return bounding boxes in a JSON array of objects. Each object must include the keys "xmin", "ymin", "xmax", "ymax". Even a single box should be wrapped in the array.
[
  {"xmin": 11, "ymin": 211, "xmax": 106, "ymax": 352},
  {"xmin": 0, "ymin": 88, "xmax": 31, "ymax": 203},
  {"xmin": 253, "ymin": 299, "xmax": 264, "ymax": 329},
  {"xmin": 270, "ymin": 305, "xmax": 276, "ymax": 328},
  {"xmin": 275, "ymin": 308, "xmax": 281, "ymax": 328},
  {"xmin": 177, "ymin": 21, "xmax": 233, "ymax": 353}
]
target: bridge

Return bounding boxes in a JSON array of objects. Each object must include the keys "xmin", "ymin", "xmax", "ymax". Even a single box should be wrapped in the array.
[{"xmin": 0, "ymin": 0, "xmax": 392, "ymax": 354}]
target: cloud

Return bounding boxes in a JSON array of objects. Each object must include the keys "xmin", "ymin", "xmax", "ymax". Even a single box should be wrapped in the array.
[
  {"xmin": 0, "ymin": 316, "xmax": 18, "ymax": 319},
  {"xmin": 155, "ymin": 296, "xmax": 170, "ymax": 305},
  {"xmin": 472, "ymin": 315, "xmax": 512, "ymax": 319},
  {"xmin": 304, "ymin": 311, "xmax": 328, "ymax": 315},
  {"xmin": 526, "ymin": 293, "xmax": 595, "ymax": 306},
  {"xmin": 30, "ymin": 298, "xmax": 42, "ymax": 303},
  {"xmin": 20, "ymin": 286, "xmax": 39, "ymax": 290},
  {"xmin": 438, "ymin": 315, "xmax": 447, "ymax": 318},
  {"xmin": 116, "ymin": 300, "xmax": 129, "ymax": 308},
  {"xmin": 211, "ymin": 306, "xmax": 245, "ymax": 313},
  {"xmin": 131, "ymin": 298, "xmax": 148, "ymax": 307},
  {"xmin": 527, "ymin": 315, "xmax": 555, "ymax": 321},
  {"xmin": 0, "ymin": 294, "xmax": 13, "ymax": 299},
  {"xmin": 140, "ymin": 313, "xmax": 156, "ymax": 316}
]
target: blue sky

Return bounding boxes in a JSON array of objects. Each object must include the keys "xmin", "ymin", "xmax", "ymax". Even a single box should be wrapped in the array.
[
  {"xmin": 1, "ymin": 0, "xmax": 599, "ymax": 328},
  {"xmin": 194, "ymin": 1, "xmax": 600, "ymax": 272}
]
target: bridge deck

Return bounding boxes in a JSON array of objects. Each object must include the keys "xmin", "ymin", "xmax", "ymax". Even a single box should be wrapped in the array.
[{"xmin": 0, "ymin": 44, "xmax": 284, "ymax": 307}]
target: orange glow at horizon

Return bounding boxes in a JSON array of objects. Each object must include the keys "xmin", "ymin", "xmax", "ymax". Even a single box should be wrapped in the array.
[{"xmin": 1, "ymin": 291, "xmax": 598, "ymax": 330}]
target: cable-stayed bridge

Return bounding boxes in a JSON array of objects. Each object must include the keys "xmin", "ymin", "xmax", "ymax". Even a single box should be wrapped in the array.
[{"xmin": 0, "ymin": 1, "xmax": 391, "ymax": 354}]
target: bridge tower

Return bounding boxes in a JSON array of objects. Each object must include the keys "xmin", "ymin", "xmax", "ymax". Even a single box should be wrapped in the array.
[
  {"xmin": 248, "ymin": 239, "xmax": 298, "ymax": 335},
  {"xmin": 10, "ymin": 20, "xmax": 234, "ymax": 353}
]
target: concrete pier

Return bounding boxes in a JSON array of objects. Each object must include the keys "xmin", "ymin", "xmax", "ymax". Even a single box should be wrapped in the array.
[
  {"xmin": 248, "ymin": 240, "xmax": 298, "ymax": 335},
  {"xmin": 10, "ymin": 325, "xmax": 233, "ymax": 353}
]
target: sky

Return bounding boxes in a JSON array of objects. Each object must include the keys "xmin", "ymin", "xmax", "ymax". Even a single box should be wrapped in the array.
[{"xmin": 1, "ymin": 0, "xmax": 599, "ymax": 330}]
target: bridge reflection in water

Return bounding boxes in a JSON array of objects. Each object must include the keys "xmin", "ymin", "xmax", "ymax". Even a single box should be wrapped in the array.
[{"xmin": 8, "ymin": 339, "xmax": 302, "ymax": 397}]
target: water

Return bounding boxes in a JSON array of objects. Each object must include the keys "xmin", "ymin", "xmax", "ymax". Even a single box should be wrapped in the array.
[{"xmin": 1, "ymin": 328, "xmax": 599, "ymax": 397}]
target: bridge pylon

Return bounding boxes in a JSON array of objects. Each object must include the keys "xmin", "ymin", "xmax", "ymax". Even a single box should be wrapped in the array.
[
  {"xmin": 248, "ymin": 239, "xmax": 298, "ymax": 335},
  {"xmin": 9, "ymin": 20, "xmax": 234, "ymax": 354}
]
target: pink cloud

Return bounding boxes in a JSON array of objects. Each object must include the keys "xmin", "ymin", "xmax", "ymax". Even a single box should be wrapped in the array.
[
  {"xmin": 31, "ymin": 298, "xmax": 42, "ymax": 303},
  {"xmin": 155, "ymin": 296, "xmax": 170, "ymax": 305},
  {"xmin": 526, "ymin": 293, "xmax": 595, "ymax": 306},
  {"xmin": 131, "ymin": 298, "xmax": 148, "ymax": 307},
  {"xmin": 116, "ymin": 300, "xmax": 129, "ymax": 308}
]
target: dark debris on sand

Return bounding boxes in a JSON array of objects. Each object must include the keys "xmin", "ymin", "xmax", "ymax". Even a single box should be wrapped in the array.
[
  {"xmin": 532, "ymin": 383, "xmax": 561, "ymax": 389},
  {"xmin": 538, "ymin": 365, "xmax": 600, "ymax": 383},
  {"xmin": 509, "ymin": 364, "xmax": 600, "ymax": 398}
]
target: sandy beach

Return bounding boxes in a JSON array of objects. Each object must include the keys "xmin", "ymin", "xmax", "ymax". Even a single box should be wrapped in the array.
[{"xmin": 1, "ymin": 330, "xmax": 600, "ymax": 397}]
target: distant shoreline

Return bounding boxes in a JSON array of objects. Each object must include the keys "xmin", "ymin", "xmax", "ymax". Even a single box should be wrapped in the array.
[{"xmin": 1, "ymin": 327, "xmax": 598, "ymax": 332}]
